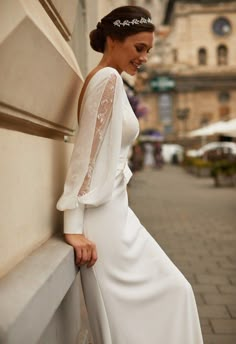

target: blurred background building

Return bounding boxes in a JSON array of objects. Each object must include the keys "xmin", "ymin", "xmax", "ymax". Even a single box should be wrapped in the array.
[{"xmin": 135, "ymin": 0, "xmax": 236, "ymax": 145}]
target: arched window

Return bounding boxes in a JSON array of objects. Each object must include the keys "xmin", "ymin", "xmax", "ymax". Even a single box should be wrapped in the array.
[
  {"xmin": 198, "ymin": 48, "xmax": 207, "ymax": 65},
  {"xmin": 217, "ymin": 44, "xmax": 228, "ymax": 65}
]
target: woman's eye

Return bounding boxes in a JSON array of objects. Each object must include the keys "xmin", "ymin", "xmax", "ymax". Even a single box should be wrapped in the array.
[
  {"xmin": 135, "ymin": 46, "xmax": 151, "ymax": 54},
  {"xmin": 135, "ymin": 46, "xmax": 143, "ymax": 53}
]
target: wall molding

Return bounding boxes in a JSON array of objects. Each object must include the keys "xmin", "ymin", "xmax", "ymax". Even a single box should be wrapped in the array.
[
  {"xmin": 0, "ymin": 102, "xmax": 75, "ymax": 140},
  {"xmin": 39, "ymin": 0, "xmax": 71, "ymax": 41}
]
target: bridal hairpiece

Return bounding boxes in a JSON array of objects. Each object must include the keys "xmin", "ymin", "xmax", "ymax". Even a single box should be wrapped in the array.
[{"xmin": 113, "ymin": 17, "xmax": 152, "ymax": 27}]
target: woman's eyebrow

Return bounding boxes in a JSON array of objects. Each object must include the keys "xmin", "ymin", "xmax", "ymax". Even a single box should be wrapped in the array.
[{"xmin": 136, "ymin": 42, "xmax": 153, "ymax": 49}]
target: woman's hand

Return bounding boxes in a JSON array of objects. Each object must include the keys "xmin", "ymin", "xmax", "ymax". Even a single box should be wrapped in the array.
[{"xmin": 64, "ymin": 233, "xmax": 97, "ymax": 268}]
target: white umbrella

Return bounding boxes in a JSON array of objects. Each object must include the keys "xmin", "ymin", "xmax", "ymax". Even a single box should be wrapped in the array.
[
  {"xmin": 219, "ymin": 119, "xmax": 236, "ymax": 137},
  {"xmin": 188, "ymin": 119, "xmax": 236, "ymax": 137},
  {"xmin": 223, "ymin": 130, "xmax": 236, "ymax": 137}
]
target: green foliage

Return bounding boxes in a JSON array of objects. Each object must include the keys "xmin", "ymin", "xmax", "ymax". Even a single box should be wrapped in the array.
[
  {"xmin": 211, "ymin": 160, "xmax": 236, "ymax": 177},
  {"xmin": 183, "ymin": 157, "xmax": 212, "ymax": 168},
  {"xmin": 183, "ymin": 156, "xmax": 236, "ymax": 180}
]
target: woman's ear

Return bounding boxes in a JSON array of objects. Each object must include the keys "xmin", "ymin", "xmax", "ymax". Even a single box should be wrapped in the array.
[{"xmin": 106, "ymin": 36, "xmax": 115, "ymax": 49}]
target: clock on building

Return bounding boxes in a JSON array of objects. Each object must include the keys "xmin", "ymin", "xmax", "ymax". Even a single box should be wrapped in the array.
[{"xmin": 212, "ymin": 17, "xmax": 231, "ymax": 36}]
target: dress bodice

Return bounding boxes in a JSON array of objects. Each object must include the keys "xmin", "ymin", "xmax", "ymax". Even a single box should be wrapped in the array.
[{"xmin": 120, "ymin": 92, "xmax": 139, "ymax": 159}]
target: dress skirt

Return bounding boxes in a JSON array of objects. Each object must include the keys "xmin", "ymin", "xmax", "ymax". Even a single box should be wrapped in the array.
[{"xmin": 80, "ymin": 173, "xmax": 203, "ymax": 344}]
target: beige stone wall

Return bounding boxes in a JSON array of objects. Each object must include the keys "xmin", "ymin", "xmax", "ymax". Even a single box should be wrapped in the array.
[
  {"xmin": 132, "ymin": 0, "xmax": 169, "ymax": 27},
  {"xmin": 167, "ymin": 2, "xmax": 236, "ymax": 69},
  {"xmin": 0, "ymin": 129, "xmax": 73, "ymax": 277},
  {"xmin": 139, "ymin": 94, "xmax": 160, "ymax": 131},
  {"xmin": 178, "ymin": 12, "xmax": 236, "ymax": 68},
  {"xmin": 86, "ymin": 0, "xmax": 129, "ymax": 71},
  {"xmin": 174, "ymin": 88, "xmax": 236, "ymax": 136},
  {"xmin": 0, "ymin": 0, "xmax": 84, "ymax": 277}
]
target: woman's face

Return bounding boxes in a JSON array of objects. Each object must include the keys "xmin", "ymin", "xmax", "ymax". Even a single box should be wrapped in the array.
[{"xmin": 109, "ymin": 31, "xmax": 154, "ymax": 75}]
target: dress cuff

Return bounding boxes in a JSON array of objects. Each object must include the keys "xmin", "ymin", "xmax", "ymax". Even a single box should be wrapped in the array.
[{"xmin": 63, "ymin": 204, "xmax": 85, "ymax": 234}]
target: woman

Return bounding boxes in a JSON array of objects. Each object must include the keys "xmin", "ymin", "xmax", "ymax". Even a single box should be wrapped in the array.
[{"xmin": 57, "ymin": 6, "xmax": 203, "ymax": 344}]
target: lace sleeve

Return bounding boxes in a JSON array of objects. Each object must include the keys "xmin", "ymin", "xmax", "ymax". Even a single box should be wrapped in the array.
[
  {"xmin": 78, "ymin": 73, "xmax": 117, "ymax": 196},
  {"xmin": 57, "ymin": 68, "xmax": 124, "ymax": 234},
  {"xmin": 57, "ymin": 69, "xmax": 122, "ymax": 211}
]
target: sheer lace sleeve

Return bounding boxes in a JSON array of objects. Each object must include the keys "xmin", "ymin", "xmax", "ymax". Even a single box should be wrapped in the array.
[
  {"xmin": 79, "ymin": 73, "xmax": 116, "ymax": 196},
  {"xmin": 57, "ymin": 68, "xmax": 124, "ymax": 234}
]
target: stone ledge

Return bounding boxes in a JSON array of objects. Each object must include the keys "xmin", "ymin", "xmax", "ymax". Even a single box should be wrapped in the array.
[{"xmin": 0, "ymin": 235, "xmax": 79, "ymax": 344}]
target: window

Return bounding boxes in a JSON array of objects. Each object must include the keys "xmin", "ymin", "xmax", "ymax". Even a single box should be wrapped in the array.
[
  {"xmin": 200, "ymin": 113, "xmax": 212, "ymax": 126},
  {"xmin": 217, "ymin": 44, "xmax": 228, "ymax": 65},
  {"xmin": 198, "ymin": 48, "xmax": 207, "ymax": 65},
  {"xmin": 212, "ymin": 17, "xmax": 231, "ymax": 36},
  {"xmin": 218, "ymin": 91, "xmax": 230, "ymax": 103}
]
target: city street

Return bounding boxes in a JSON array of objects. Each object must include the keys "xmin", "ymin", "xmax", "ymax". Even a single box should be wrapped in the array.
[{"xmin": 128, "ymin": 165, "xmax": 236, "ymax": 344}]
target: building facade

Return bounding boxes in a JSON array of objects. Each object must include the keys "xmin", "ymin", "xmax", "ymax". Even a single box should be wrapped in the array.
[{"xmin": 136, "ymin": 0, "xmax": 236, "ymax": 143}]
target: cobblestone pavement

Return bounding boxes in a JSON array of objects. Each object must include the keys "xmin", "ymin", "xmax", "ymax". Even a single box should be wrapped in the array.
[{"xmin": 128, "ymin": 165, "xmax": 236, "ymax": 344}]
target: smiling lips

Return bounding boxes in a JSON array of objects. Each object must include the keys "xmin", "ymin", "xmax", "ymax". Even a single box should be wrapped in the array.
[{"xmin": 131, "ymin": 61, "xmax": 142, "ymax": 69}]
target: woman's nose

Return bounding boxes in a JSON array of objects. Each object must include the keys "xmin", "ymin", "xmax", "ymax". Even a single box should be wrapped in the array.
[{"xmin": 140, "ymin": 53, "xmax": 148, "ymax": 63}]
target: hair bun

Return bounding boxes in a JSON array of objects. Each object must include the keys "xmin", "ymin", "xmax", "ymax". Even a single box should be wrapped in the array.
[
  {"xmin": 89, "ymin": 24, "xmax": 106, "ymax": 53},
  {"xmin": 96, "ymin": 22, "xmax": 103, "ymax": 30}
]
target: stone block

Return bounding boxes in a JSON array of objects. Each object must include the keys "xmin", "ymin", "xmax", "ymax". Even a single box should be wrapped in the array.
[
  {"xmin": 0, "ymin": 237, "xmax": 80, "ymax": 344},
  {"xmin": 218, "ymin": 285, "xmax": 236, "ymax": 294},
  {"xmin": 203, "ymin": 334, "xmax": 236, "ymax": 344},
  {"xmin": 211, "ymin": 319, "xmax": 236, "ymax": 334},
  {"xmin": 196, "ymin": 274, "xmax": 230, "ymax": 285},
  {"xmin": 227, "ymin": 305, "xmax": 236, "ymax": 318},
  {"xmin": 192, "ymin": 284, "xmax": 219, "ymax": 293},
  {"xmin": 203, "ymin": 293, "xmax": 236, "ymax": 305},
  {"xmin": 198, "ymin": 305, "xmax": 230, "ymax": 319}
]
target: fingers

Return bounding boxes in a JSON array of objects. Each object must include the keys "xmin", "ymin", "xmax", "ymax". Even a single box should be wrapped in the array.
[
  {"xmin": 87, "ymin": 242, "xmax": 98, "ymax": 268},
  {"xmin": 75, "ymin": 246, "xmax": 82, "ymax": 266},
  {"xmin": 74, "ymin": 240, "xmax": 97, "ymax": 268}
]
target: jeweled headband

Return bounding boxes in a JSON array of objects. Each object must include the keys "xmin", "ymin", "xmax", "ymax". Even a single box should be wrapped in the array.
[{"xmin": 113, "ymin": 17, "xmax": 152, "ymax": 27}]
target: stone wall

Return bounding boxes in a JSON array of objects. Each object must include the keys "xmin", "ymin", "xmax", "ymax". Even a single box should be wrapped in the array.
[{"xmin": 0, "ymin": 1, "xmax": 85, "ymax": 343}]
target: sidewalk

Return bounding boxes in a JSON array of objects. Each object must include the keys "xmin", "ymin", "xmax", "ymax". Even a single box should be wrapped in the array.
[{"xmin": 128, "ymin": 165, "xmax": 236, "ymax": 344}]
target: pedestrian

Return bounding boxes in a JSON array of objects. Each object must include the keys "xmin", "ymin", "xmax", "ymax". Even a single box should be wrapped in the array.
[
  {"xmin": 130, "ymin": 142, "xmax": 144, "ymax": 172},
  {"xmin": 56, "ymin": 5, "xmax": 203, "ymax": 344},
  {"xmin": 143, "ymin": 141, "xmax": 156, "ymax": 168},
  {"xmin": 154, "ymin": 141, "xmax": 164, "ymax": 168}
]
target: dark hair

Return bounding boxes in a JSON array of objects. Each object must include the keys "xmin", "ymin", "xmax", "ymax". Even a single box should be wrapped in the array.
[{"xmin": 89, "ymin": 6, "xmax": 155, "ymax": 53}]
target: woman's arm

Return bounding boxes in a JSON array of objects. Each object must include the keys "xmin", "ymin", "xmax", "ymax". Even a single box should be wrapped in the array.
[{"xmin": 57, "ymin": 68, "xmax": 123, "ymax": 267}]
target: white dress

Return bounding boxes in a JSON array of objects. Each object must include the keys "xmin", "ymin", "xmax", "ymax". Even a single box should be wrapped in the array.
[{"xmin": 57, "ymin": 67, "xmax": 203, "ymax": 344}]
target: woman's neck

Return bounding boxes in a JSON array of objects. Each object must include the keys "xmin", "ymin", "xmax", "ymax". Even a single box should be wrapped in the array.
[{"xmin": 97, "ymin": 55, "xmax": 122, "ymax": 74}]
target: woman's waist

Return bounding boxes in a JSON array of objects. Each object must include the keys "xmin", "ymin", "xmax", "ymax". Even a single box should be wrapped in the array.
[
  {"xmin": 116, "ymin": 158, "xmax": 132, "ymax": 184},
  {"xmin": 116, "ymin": 157, "xmax": 128, "ymax": 172}
]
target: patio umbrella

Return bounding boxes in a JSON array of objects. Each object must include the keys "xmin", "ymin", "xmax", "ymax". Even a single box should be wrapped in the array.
[
  {"xmin": 139, "ymin": 129, "xmax": 164, "ymax": 142},
  {"xmin": 219, "ymin": 119, "xmax": 236, "ymax": 137},
  {"xmin": 188, "ymin": 121, "xmax": 226, "ymax": 137},
  {"xmin": 188, "ymin": 119, "xmax": 236, "ymax": 137}
]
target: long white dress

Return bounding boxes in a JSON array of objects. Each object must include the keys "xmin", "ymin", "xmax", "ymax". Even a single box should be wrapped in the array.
[{"xmin": 57, "ymin": 67, "xmax": 203, "ymax": 344}]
